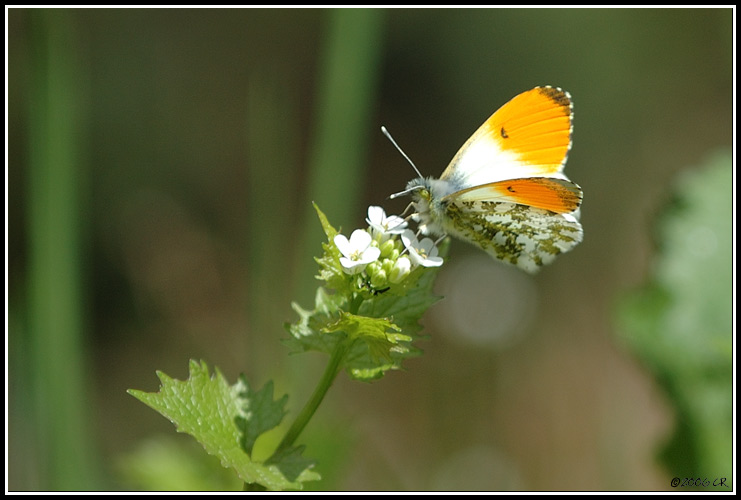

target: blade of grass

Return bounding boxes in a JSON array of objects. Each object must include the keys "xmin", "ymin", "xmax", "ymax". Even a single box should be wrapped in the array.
[
  {"xmin": 294, "ymin": 8, "xmax": 385, "ymax": 306},
  {"xmin": 26, "ymin": 9, "xmax": 100, "ymax": 490}
]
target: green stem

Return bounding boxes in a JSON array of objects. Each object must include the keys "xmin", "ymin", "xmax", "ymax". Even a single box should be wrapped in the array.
[
  {"xmin": 271, "ymin": 294, "xmax": 364, "ymax": 458},
  {"xmin": 273, "ymin": 338, "xmax": 351, "ymax": 456}
]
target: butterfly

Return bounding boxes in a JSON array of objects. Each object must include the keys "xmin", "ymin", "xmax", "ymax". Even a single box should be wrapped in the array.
[{"xmin": 389, "ymin": 86, "xmax": 583, "ymax": 273}]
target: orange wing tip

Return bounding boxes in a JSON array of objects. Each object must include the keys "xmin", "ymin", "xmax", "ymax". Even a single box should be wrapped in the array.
[
  {"xmin": 536, "ymin": 86, "xmax": 572, "ymax": 114},
  {"xmin": 479, "ymin": 86, "xmax": 574, "ymax": 172}
]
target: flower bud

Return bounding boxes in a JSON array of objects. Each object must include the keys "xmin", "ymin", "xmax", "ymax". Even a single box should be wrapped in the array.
[
  {"xmin": 379, "ymin": 239, "xmax": 397, "ymax": 258},
  {"xmin": 389, "ymin": 256, "xmax": 412, "ymax": 284},
  {"xmin": 370, "ymin": 269, "xmax": 388, "ymax": 288}
]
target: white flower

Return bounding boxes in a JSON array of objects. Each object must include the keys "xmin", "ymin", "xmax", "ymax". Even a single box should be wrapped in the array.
[
  {"xmin": 389, "ymin": 256, "xmax": 412, "ymax": 284},
  {"xmin": 366, "ymin": 206, "xmax": 408, "ymax": 242},
  {"xmin": 334, "ymin": 229, "xmax": 381, "ymax": 275},
  {"xmin": 401, "ymin": 230, "xmax": 444, "ymax": 268}
]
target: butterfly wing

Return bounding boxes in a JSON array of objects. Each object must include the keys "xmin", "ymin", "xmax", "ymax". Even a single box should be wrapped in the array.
[
  {"xmin": 449, "ymin": 177, "xmax": 582, "ymax": 214},
  {"xmin": 440, "ymin": 197, "xmax": 583, "ymax": 273},
  {"xmin": 440, "ymin": 86, "xmax": 573, "ymax": 188}
]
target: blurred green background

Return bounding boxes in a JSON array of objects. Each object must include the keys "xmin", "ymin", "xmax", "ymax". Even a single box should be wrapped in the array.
[{"xmin": 7, "ymin": 7, "xmax": 733, "ymax": 491}]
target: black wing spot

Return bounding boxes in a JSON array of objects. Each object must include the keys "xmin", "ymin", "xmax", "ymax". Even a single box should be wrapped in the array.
[
  {"xmin": 500, "ymin": 127, "xmax": 509, "ymax": 139},
  {"xmin": 507, "ymin": 185, "xmax": 516, "ymax": 193}
]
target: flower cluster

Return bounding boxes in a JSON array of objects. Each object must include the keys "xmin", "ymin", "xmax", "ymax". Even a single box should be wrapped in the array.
[{"xmin": 332, "ymin": 206, "xmax": 443, "ymax": 291}]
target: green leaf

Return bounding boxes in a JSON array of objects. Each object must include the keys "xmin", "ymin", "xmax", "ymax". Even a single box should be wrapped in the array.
[
  {"xmin": 128, "ymin": 360, "xmax": 320, "ymax": 490},
  {"xmin": 285, "ymin": 257, "xmax": 443, "ymax": 381},
  {"xmin": 324, "ymin": 310, "xmax": 409, "ymax": 362},
  {"xmin": 266, "ymin": 445, "xmax": 317, "ymax": 483},
  {"xmin": 313, "ymin": 201, "xmax": 339, "ymax": 241},
  {"xmin": 359, "ymin": 262, "xmax": 443, "ymax": 336},
  {"xmin": 615, "ymin": 150, "xmax": 732, "ymax": 486},
  {"xmin": 283, "ymin": 288, "xmax": 346, "ymax": 355},
  {"xmin": 235, "ymin": 379, "xmax": 288, "ymax": 457},
  {"xmin": 312, "ymin": 203, "xmax": 349, "ymax": 293}
]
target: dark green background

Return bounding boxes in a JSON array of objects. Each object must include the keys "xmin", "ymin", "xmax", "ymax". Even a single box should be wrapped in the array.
[{"xmin": 7, "ymin": 7, "xmax": 733, "ymax": 491}]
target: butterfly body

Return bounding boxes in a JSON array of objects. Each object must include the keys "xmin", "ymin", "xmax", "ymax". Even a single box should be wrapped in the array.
[{"xmin": 405, "ymin": 86, "xmax": 583, "ymax": 273}]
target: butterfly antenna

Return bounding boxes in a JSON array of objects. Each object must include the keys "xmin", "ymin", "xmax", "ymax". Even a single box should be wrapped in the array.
[{"xmin": 381, "ymin": 126, "xmax": 424, "ymax": 179}]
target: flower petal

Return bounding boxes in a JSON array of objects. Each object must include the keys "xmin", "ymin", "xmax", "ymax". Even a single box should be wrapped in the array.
[
  {"xmin": 349, "ymin": 229, "xmax": 372, "ymax": 250},
  {"xmin": 419, "ymin": 255, "xmax": 444, "ymax": 267},
  {"xmin": 366, "ymin": 206, "xmax": 385, "ymax": 226},
  {"xmin": 359, "ymin": 246, "xmax": 381, "ymax": 264},
  {"xmin": 334, "ymin": 234, "xmax": 352, "ymax": 257},
  {"xmin": 384, "ymin": 215, "xmax": 408, "ymax": 234}
]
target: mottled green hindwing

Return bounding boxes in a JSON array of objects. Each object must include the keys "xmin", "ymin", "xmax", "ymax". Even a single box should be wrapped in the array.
[{"xmin": 445, "ymin": 201, "xmax": 583, "ymax": 273}]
